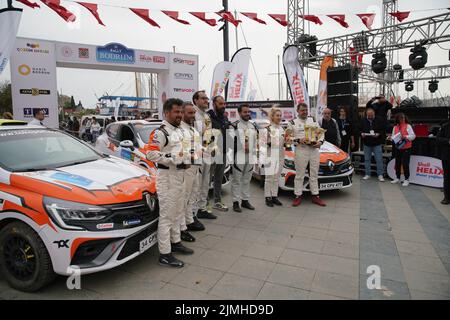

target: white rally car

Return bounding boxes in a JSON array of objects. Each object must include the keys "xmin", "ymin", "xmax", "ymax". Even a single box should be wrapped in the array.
[
  {"xmin": 252, "ymin": 120, "xmax": 354, "ymax": 191},
  {"xmin": 0, "ymin": 126, "xmax": 159, "ymax": 292}
]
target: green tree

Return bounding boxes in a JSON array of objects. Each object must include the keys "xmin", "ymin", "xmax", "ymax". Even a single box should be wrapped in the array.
[{"xmin": 0, "ymin": 81, "xmax": 12, "ymax": 116}]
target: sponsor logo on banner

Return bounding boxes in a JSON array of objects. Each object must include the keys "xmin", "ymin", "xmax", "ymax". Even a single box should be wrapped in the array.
[
  {"xmin": 174, "ymin": 73, "xmax": 193, "ymax": 80},
  {"xmin": 229, "ymin": 73, "xmax": 244, "ymax": 100},
  {"xmin": 23, "ymin": 108, "xmax": 49, "ymax": 118},
  {"xmin": 283, "ymin": 110, "xmax": 295, "ymax": 121},
  {"xmin": 78, "ymin": 48, "xmax": 89, "ymax": 59},
  {"xmin": 20, "ymin": 88, "xmax": 51, "ymax": 96},
  {"xmin": 139, "ymin": 54, "xmax": 166, "ymax": 64},
  {"xmin": 61, "ymin": 46, "xmax": 73, "ymax": 57},
  {"xmin": 18, "ymin": 64, "xmax": 50, "ymax": 76},
  {"xmin": 387, "ymin": 156, "xmax": 444, "ymax": 188},
  {"xmin": 173, "ymin": 57, "xmax": 195, "ymax": 65},
  {"xmin": 174, "ymin": 88, "xmax": 195, "ymax": 93},
  {"xmin": 96, "ymin": 43, "xmax": 135, "ymax": 64},
  {"xmin": 17, "ymin": 43, "xmax": 49, "ymax": 54}
]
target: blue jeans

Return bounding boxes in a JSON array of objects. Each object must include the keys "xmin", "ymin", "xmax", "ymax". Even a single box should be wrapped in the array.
[{"xmin": 363, "ymin": 144, "xmax": 384, "ymax": 176}]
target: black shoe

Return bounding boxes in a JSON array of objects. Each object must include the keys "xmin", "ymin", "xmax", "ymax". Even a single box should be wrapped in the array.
[
  {"xmin": 159, "ymin": 253, "xmax": 184, "ymax": 268},
  {"xmin": 272, "ymin": 197, "xmax": 283, "ymax": 206},
  {"xmin": 241, "ymin": 200, "xmax": 255, "ymax": 210},
  {"xmin": 441, "ymin": 198, "xmax": 450, "ymax": 205},
  {"xmin": 265, "ymin": 197, "xmax": 274, "ymax": 207},
  {"xmin": 197, "ymin": 209, "xmax": 217, "ymax": 220},
  {"xmin": 171, "ymin": 242, "xmax": 194, "ymax": 255},
  {"xmin": 186, "ymin": 217, "xmax": 205, "ymax": 231},
  {"xmin": 233, "ymin": 201, "xmax": 242, "ymax": 213},
  {"xmin": 181, "ymin": 230, "xmax": 196, "ymax": 242}
]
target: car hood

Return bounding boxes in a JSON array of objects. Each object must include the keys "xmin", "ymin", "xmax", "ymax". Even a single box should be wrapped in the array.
[
  {"xmin": 11, "ymin": 157, "xmax": 157, "ymax": 205},
  {"xmin": 285, "ymin": 141, "xmax": 349, "ymax": 163}
]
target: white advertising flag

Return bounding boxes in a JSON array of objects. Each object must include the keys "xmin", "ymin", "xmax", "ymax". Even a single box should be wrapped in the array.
[
  {"xmin": 227, "ymin": 48, "xmax": 251, "ymax": 102},
  {"xmin": 0, "ymin": 8, "xmax": 22, "ymax": 74},
  {"xmin": 283, "ymin": 45, "xmax": 310, "ymax": 112},
  {"xmin": 210, "ymin": 61, "xmax": 233, "ymax": 102}
]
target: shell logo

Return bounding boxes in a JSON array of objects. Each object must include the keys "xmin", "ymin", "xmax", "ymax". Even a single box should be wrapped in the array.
[{"xmin": 18, "ymin": 64, "xmax": 31, "ymax": 76}]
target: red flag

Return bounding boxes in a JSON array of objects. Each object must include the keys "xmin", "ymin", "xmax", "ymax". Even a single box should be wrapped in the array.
[
  {"xmin": 42, "ymin": 0, "xmax": 76, "ymax": 22},
  {"xmin": 130, "ymin": 8, "xmax": 160, "ymax": 28},
  {"xmin": 216, "ymin": 11, "xmax": 241, "ymax": 27},
  {"xmin": 356, "ymin": 13, "xmax": 375, "ymax": 30},
  {"xmin": 389, "ymin": 11, "xmax": 410, "ymax": 22},
  {"xmin": 268, "ymin": 14, "xmax": 289, "ymax": 27},
  {"xmin": 16, "ymin": 0, "xmax": 40, "ymax": 9},
  {"xmin": 162, "ymin": 11, "xmax": 190, "ymax": 25},
  {"xmin": 240, "ymin": 12, "xmax": 266, "ymax": 25},
  {"xmin": 299, "ymin": 15, "xmax": 323, "ymax": 25},
  {"xmin": 77, "ymin": 2, "xmax": 105, "ymax": 26},
  {"xmin": 327, "ymin": 14, "xmax": 349, "ymax": 28},
  {"xmin": 189, "ymin": 12, "xmax": 216, "ymax": 26}
]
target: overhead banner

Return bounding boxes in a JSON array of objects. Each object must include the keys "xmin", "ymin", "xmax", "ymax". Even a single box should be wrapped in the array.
[
  {"xmin": 210, "ymin": 61, "xmax": 233, "ymax": 101},
  {"xmin": 10, "ymin": 38, "xmax": 59, "ymax": 128},
  {"xmin": 0, "ymin": 8, "xmax": 23, "ymax": 74},
  {"xmin": 227, "ymin": 47, "xmax": 251, "ymax": 102},
  {"xmin": 283, "ymin": 45, "xmax": 310, "ymax": 112},
  {"xmin": 387, "ymin": 156, "xmax": 444, "ymax": 188},
  {"xmin": 316, "ymin": 56, "xmax": 334, "ymax": 122}
]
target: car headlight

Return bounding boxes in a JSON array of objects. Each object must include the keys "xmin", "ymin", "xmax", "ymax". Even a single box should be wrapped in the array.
[
  {"xmin": 284, "ymin": 159, "xmax": 295, "ymax": 170},
  {"xmin": 44, "ymin": 197, "xmax": 108, "ymax": 229}
]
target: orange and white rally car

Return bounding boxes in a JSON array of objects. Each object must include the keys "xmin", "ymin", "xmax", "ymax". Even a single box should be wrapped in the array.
[
  {"xmin": 0, "ymin": 126, "xmax": 158, "ymax": 292},
  {"xmin": 253, "ymin": 121, "xmax": 354, "ymax": 191}
]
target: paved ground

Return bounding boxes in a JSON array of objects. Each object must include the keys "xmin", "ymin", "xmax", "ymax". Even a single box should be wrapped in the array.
[{"xmin": 1, "ymin": 174, "xmax": 449, "ymax": 300}]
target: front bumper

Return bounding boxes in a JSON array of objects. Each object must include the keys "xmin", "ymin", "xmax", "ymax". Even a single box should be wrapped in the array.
[{"xmin": 280, "ymin": 167, "xmax": 354, "ymax": 191}]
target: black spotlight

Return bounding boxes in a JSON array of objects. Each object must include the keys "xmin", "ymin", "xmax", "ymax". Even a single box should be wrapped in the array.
[
  {"xmin": 405, "ymin": 81, "xmax": 414, "ymax": 92},
  {"xmin": 297, "ymin": 34, "xmax": 318, "ymax": 62},
  {"xmin": 409, "ymin": 42, "xmax": 428, "ymax": 70},
  {"xmin": 371, "ymin": 51, "xmax": 387, "ymax": 74},
  {"xmin": 428, "ymin": 79, "xmax": 439, "ymax": 93}
]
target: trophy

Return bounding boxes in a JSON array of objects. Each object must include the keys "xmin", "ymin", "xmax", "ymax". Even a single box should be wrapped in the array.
[
  {"xmin": 244, "ymin": 129, "xmax": 250, "ymax": 153},
  {"xmin": 284, "ymin": 127, "xmax": 294, "ymax": 150},
  {"xmin": 203, "ymin": 128, "xmax": 221, "ymax": 156},
  {"xmin": 304, "ymin": 124, "xmax": 326, "ymax": 145}
]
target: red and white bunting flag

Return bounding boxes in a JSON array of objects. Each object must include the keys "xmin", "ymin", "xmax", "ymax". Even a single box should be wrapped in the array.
[
  {"xmin": 268, "ymin": 14, "xmax": 289, "ymax": 27},
  {"xmin": 162, "ymin": 11, "xmax": 190, "ymax": 25},
  {"xmin": 327, "ymin": 14, "xmax": 349, "ymax": 28},
  {"xmin": 216, "ymin": 11, "xmax": 241, "ymax": 27},
  {"xmin": 389, "ymin": 11, "xmax": 410, "ymax": 22},
  {"xmin": 189, "ymin": 12, "xmax": 216, "ymax": 26},
  {"xmin": 77, "ymin": 2, "xmax": 104, "ymax": 26},
  {"xmin": 299, "ymin": 15, "xmax": 323, "ymax": 25},
  {"xmin": 16, "ymin": 0, "xmax": 40, "ymax": 9},
  {"xmin": 41, "ymin": 0, "xmax": 76, "ymax": 22},
  {"xmin": 356, "ymin": 13, "xmax": 375, "ymax": 30},
  {"xmin": 240, "ymin": 12, "xmax": 266, "ymax": 24},
  {"xmin": 130, "ymin": 8, "xmax": 160, "ymax": 28}
]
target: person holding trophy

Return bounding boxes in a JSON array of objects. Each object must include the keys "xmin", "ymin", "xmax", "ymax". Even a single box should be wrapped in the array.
[
  {"xmin": 261, "ymin": 106, "xmax": 285, "ymax": 207},
  {"xmin": 180, "ymin": 102, "xmax": 205, "ymax": 243},
  {"xmin": 193, "ymin": 91, "xmax": 217, "ymax": 220},
  {"xmin": 287, "ymin": 103, "xmax": 327, "ymax": 207}
]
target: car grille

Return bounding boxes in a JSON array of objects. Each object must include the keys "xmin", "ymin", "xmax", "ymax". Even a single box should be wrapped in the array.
[
  {"xmin": 320, "ymin": 160, "xmax": 352, "ymax": 176},
  {"xmin": 117, "ymin": 222, "xmax": 158, "ymax": 261}
]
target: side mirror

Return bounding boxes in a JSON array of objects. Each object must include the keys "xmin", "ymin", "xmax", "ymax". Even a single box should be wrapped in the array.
[{"xmin": 120, "ymin": 140, "xmax": 134, "ymax": 150}]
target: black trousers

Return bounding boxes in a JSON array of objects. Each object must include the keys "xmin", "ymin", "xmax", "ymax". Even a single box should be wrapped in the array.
[
  {"xmin": 394, "ymin": 147, "xmax": 411, "ymax": 180},
  {"xmin": 341, "ymin": 137, "xmax": 350, "ymax": 153},
  {"xmin": 211, "ymin": 163, "xmax": 226, "ymax": 203},
  {"xmin": 443, "ymin": 158, "xmax": 450, "ymax": 200}
]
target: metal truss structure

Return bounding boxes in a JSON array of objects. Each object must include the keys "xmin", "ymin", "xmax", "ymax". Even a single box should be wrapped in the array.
[{"xmin": 286, "ymin": 0, "xmax": 450, "ymax": 97}]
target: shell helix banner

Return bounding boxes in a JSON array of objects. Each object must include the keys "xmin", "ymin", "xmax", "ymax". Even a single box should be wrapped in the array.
[
  {"xmin": 387, "ymin": 156, "xmax": 444, "ymax": 188},
  {"xmin": 227, "ymin": 48, "xmax": 251, "ymax": 102},
  {"xmin": 283, "ymin": 45, "xmax": 310, "ymax": 113}
]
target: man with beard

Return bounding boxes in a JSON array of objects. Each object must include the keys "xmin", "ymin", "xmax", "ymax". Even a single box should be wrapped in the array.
[
  {"xmin": 180, "ymin": 102, "xmax": 205, "ymax": 243},
  {"xmin": 147, "ymin": 98, "xmax": 194, "ymax": 268},
  {"xmin": 208, "ymin": 96, "xmax": 231, "ymax": 212},
  {"xmin": 193, "ymin": 91, "xmax": 217, "ymax": 219},
  {"xmin": 287, "ymin": 103, "xmax": 326, "ymax": 207},
  {"xmin": 231, "ymin": 105, "xmax": 258, "ymax": 212}
]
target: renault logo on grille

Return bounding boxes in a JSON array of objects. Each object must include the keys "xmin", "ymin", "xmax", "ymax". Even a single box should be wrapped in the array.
[
  {"xmin": 327, "ymin": 160, "xmax": 335, "ymax": 170},
  {"xmin": 145, "ymin": 194, "xmax": 156, "ymax": 211}
]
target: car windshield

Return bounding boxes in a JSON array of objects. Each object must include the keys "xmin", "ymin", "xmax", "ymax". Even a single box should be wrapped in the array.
[
  {"xmin": 133, "ymin": 123, "xmax": 160, "ymax": 144},
  {"xmin": 0, "ymin": 129, "xmax": 103, "ymax": 172}
]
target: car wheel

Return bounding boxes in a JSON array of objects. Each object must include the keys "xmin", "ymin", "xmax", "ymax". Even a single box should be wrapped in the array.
[{"xmin": 0, "ymin": 222, "xmax": 56, "ymax": 292}]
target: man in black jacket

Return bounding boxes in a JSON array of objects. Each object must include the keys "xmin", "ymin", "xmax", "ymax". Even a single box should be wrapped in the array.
[
  {"xmin": 366, "ymin": 94, "xmax": 393, "ymax": 133},
  {"xmin": 207, "ymin": 96, "xmax": 231, "ymax": 211},
  {"xmin": 321, "ymin": 108, "xmax": 341, "ymax": 147},
  {"xmin": 437, "ymin": 112, "xmax": 450, "ymax": 205},
  {"xmin": 360, "ymin": 108, "xmax": 386, "ymax": 181}
]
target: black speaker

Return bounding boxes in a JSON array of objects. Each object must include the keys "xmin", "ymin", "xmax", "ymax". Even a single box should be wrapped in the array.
[
  {"xmin": 327, "ymin": 82, "xmax": 358, "ymax": 96},
  {"xmin": 327, "ymin": 65, "xmax": 358, "ymax": 84}
]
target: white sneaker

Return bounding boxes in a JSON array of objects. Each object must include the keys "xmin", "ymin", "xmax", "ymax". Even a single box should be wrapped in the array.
[
  {"xmin": 402, "ymin": 180, "xmax": 410, "ymax": 187},
  {"xmin": 378, "ymin": 175, "xmax": 385, "ymax": 182},
  {"xmin": 391, "ymin": 178, "xmax": 400, "ymax": 184},
  {"xmin": 363, "ymin": 175, "xmax": 370, "ymax": 180}
]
